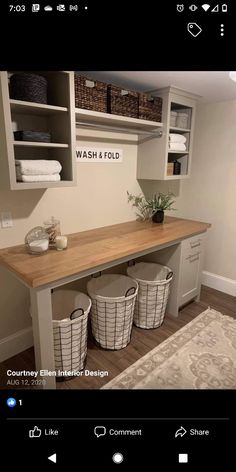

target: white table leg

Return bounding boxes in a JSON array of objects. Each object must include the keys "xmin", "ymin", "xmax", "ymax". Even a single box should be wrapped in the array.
[{"xmin": 30, "ymin": 288, "xmax": 56, "ymax": 389}]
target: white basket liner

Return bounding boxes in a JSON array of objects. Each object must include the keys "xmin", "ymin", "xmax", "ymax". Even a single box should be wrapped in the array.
[
  {"xmin": 52, "ymin": 290, "xmax": 91, "ymax": 373},
  {"xmin": 127, "ymin": 262, "xmax": 173, "ymax": 329},
  {"xmin": 87, "ymin": 274, "xmax": 138, "ymax": 350}
]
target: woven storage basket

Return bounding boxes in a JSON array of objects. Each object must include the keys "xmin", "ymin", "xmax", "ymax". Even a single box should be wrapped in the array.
[
  {"xmin": 52, "ymin": 290, "xmax": 91, "ymax": 380},
  {"xmin": 9, "ymin": 73, "xmax": 47, "ymax": 104},
  {"xmin": 138, "ymin": 93, "xmax": 162, "ymax": 122},
  {"xmin": 107, "ymin": 84, "xmax": 139, "ymax": 118},
  {"xmin": 14, "ymin": 131, "xmax": 51, "ymax": 143},
  {"xmin": 74, "ymin": 74, "xmax": 107, "ymax": 112},
  {"xmin": 127, "ymin": 262, "xmax": 173, "ymax": 329},
  {"xmin": 87, "ymin": 274, "xmax": 138, "ymax": 350}
]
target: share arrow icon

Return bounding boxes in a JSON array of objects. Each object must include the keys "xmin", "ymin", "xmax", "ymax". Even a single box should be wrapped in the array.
[{"xmin": 175, "ymin": 426, "xmax": 187, "ymax": 438}]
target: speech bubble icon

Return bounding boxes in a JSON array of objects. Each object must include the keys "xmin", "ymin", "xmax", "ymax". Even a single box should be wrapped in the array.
[{"xmin": 94, "ymin": 426, "xmax": 106, "ymax": 438}]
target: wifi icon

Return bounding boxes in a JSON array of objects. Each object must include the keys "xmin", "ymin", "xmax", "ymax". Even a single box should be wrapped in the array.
[{"xmin": 202, "ymin": 3, "xmax": 211, "ymax": 11}]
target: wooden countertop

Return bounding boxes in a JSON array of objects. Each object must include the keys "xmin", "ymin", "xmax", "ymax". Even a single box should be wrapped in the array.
[{"xmin": 0, "ymin": 217, "xmax": 210, "ymax": 289}]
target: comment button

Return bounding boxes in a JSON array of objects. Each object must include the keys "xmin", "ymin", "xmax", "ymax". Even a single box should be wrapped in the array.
[{"xmin": 94, "ymin": 426, "xmax": 107, "ymax": 438}]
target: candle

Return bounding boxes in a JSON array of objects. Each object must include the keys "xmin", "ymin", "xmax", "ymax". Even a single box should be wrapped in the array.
[
  {"xmin": 55, "ymin": 235, "xmax": 68, "ymax": 251},
  {"xmin": 29, "ymin": 238, "xmax": 49, "ymax": 254}
]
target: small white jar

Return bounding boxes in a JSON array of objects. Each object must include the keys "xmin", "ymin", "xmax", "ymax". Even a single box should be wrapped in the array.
[{"xmin": 55, "ymin": 235, "xmax": 68, "ymax": 251}]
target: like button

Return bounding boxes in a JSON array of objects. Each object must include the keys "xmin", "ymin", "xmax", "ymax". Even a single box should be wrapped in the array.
[{"xmin": 29, "ymin": 426, "xmax": 42, "ymax": 438}]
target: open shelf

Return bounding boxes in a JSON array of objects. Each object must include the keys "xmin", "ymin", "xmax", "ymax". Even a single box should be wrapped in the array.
[
  {"xmin": 137, "ymin": 87, "xmax": 197, "ymax": 180},
  {"xmin": 169, "ymin": 126, "xmax": 191, "ymax": 132},
  {"xmin": 0, "ymin": 71, "xmax": 76, "ymax": 190},
  {"xmin": 10, "ymin": 99, "xmax": 68, "ymax": 115},
  {"xmin": 13, "ymin": 180, "xmax": 75, "ymax": 190},
  {"xmin": 75, "ymin": 107, "xmax": 163, "ymax": 133},
  {"xmin": 165, "ymin": 174, "xmax": 190, "ymax": 180},
  {"xmin": 168, "ymin": 150, "xmax": 189, "ymax": 154},
  {"xmin": 14, "ymin": 141, "xmax": 69, "ymax": 148}
]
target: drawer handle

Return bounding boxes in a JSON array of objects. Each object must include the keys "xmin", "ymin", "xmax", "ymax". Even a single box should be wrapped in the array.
[
  {"xmin": 186, "ymin": 252, "xmax": 200, "ymax": 261},
  {"xmin": 188, "ymin": 255, "xmax": 200, "ymax": 262},
  {"xmin": 190, "ymin": 242, "xmax": 201, "ymax": 248}
]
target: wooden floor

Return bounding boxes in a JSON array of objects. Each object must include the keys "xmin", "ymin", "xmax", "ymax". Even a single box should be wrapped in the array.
[{"xmin": 0, "ymin": 285, "xmax": 235, "ymax": 390}]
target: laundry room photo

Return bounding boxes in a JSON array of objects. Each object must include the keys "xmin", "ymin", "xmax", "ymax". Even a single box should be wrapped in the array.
[{"xmin": 0, "ymin": 70, "xmax": 236, "ymax": 390}]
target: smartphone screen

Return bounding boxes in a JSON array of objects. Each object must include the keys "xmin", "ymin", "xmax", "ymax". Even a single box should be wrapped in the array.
[{"xmin": 0, "ymin": 2, "xmax": 235, "ymax": 469}]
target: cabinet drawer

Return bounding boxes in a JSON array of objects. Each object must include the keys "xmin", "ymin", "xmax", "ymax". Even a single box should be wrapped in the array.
[
  {"xmin": 179, "ymin": 233, "xmax": 206, "ymax": 307},
  {"xmin": 179, "ymin": 252, "xmax": 202, "ymax": 305},
  {"xmin": 181, "ymin": 233, "xmax": 205, "ymax": 257}
]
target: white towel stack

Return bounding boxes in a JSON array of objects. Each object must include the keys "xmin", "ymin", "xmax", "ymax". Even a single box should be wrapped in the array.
[
  {"xmin": 15, "ymin": 160, "xmax": 62, "ymax": 182},
  {"xmin": 169, "ymin": 133, "xmax": 187, "ymax": 152}
]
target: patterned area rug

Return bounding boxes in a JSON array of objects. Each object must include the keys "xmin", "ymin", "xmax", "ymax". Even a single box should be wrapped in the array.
[{"xmin": 102, "ymin": 308, "xmax": 236, "ymax": 389}]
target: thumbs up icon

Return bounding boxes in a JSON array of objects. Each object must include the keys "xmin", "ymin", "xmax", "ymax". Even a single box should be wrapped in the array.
[{"xmin": 29, "ymin": 426, "xmax": 42, "ymax": 438}]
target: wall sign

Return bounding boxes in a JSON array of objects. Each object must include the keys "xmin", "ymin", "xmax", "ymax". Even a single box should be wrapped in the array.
[{"xmin": 76, "ymin": 147, "xmax": 123, "ymax": 163}]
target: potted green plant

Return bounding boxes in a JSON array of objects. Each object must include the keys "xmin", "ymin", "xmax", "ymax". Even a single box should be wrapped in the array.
[{"xmin": 127, "ymin": 191, "xmax": 176, "ymax": 223}]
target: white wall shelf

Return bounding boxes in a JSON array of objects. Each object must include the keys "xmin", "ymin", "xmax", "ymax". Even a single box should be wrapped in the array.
[
  {"xmin": 165, "ymin": 174, "xmax": 190, "ymax": 180},
  {"xmin": 169, "ymin": 126, "xmax": 191, "ymax": 132},
  {"xmin": 14, "ymin": 141, "xmax": 69, "ymax": 148},
  {"xmin": 0, "ymin": 71, "xmax": 76, "ymax": 190},
  {"xmin": 168, "ymin": 150, "xmax": 189, "ymax": 154},
  {"xmin": 75, "ymin": 107, "xmax": 163, "ymax": 134},
  {"xmin": 13, "ymin": 180, "xmax": 76, "ymax": 190},
  {"xmin": 137, "ymin": 86, "xmax": 199, "ymax": 180},
  {"xmin": 10, "ymin": 99, "xmax": 68, "ymax": 115}
]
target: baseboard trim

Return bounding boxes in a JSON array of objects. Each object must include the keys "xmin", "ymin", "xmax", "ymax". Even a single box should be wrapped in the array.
[
  {"xmin": 0, "ymin": 327, "xmax": 33, "ymax": 362},
  {"xmin": 202, "ymin": 271, "xmax": 236, "ymax": 297}
]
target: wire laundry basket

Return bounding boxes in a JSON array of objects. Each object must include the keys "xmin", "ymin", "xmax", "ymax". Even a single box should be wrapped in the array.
[
  {"xmin": 52, "ymin": 290, "xmax": 91, "ymax": 379},
  {"xmin": 87, "ymin": 274, "xmax": 138, "ymax": 350},
  {"xmin": 127, "ymin": 262, "xmax": 173, "ymax": 329}
]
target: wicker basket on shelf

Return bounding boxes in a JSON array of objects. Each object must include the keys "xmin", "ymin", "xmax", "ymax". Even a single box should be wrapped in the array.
[
  {"xmin": 9, "ymin": 73, "xmax": 47, "ymax": 104},
  {"xmin": 138, "ymin": 93, "xmax": 162, "ymax": 122},
  {"xmin": 107, "ymin": 84, "xmax": 139, "ymax": 118},
  {"xmin": 74, "ymin": 74, "xmax": 107, "ymax": 112}
]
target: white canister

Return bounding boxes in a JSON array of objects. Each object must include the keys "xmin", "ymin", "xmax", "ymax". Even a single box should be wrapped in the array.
[
  {"xmin": 25, "ymin": 226, "xmax": 49, "ymax": 255},
  {"xmin": 29, "ymin": 238, "xmax": 49, "ymax": 254}
]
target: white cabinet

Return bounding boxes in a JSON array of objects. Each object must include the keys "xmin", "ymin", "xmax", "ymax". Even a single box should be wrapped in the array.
[
  {"xmin": 137, "ymin": 231, "xmax": 207, "ymax": 318},
  {"xmin": 0, "ymin": 71, "xmax": 77, "ymax": 190},
  {"xmin": 178, "ymin": 234, "xmax": 206, "ymax": 307},
  {"xmin": 137, "ymin": 86, "xmax": 199, "ymax": 180}
]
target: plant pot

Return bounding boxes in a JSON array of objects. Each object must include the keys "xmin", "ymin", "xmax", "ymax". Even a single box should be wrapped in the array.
[{"xmin": 152, "ymin": 210, "xmax": 164, "ymax": 223}]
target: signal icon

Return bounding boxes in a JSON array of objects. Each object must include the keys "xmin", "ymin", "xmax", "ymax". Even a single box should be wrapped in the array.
[{"xmin": 202, "ymin": 4, "xmax": 210, "ymax": 11}]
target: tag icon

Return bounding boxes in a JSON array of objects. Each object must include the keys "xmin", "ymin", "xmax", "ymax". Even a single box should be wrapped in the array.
[{"xmin": 187, "ymin": 23, "xmax": 202, "ymax": 37}]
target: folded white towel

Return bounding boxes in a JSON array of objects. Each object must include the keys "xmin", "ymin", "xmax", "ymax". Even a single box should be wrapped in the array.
[
  {"xmin": 15, "ymin": 160, "xmax": 62, "ymax": 175},
  {"xmin": 169, "ymin": 134, "xmax": 187, "ymax": 144},
  {"xmin": 169, "ymin": 142, "xmax": 187, "ymax": 151},
  {"xmin": 16, "ymin": 173, "xmax": 61, "ymax": 183}
]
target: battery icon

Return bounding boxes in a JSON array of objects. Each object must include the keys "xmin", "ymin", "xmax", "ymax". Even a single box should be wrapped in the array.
[{"xmin": 222, "ymin": 4, "xmax": 227, "ymax": 12}]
